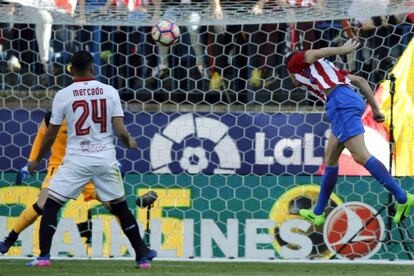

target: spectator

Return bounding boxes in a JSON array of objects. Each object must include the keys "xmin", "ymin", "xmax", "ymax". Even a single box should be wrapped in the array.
[
  {"xmin": 252, "ymin": 0, "xmax": 322, "ymax": 51},
  {"xmin": 248, "ymin": 0, "xmax": 289, "ymax": 90},
  {"xmin": 354, "ymin": 15, "xmax": 402, "ymax": 85},
  {"xmin": 3, "ymin": 0, "xmax": 77, "ymax": 75},
  {"xmin": 151, "ymin": 0, "xmax": 224, "ymax": 81}
]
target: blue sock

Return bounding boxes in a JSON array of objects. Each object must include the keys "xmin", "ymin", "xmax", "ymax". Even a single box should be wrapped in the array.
[
  {"xmin": 314, "ymin": 166, "xmax": 339, "ymax": 215},
  {"xmin": 364, "ymin": 156, "xmax": 407, "ymax": 204}
]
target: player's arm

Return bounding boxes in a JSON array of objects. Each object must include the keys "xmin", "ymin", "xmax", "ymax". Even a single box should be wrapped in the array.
[
  {"xmin": 33, "ymin": 124, "xmax": 61, "ymax": 163},
  {"xmin": 304, "ymin": 39, "xmax": 360, "ymax": 64},
  {"xmin": 28, "ymin": 112, "xmax": 52, "ymax": 162},
  {"xmin": 27, "ymin": 123, "xmax": 61, "ymax": 173},
  {"xmin": 16, "ymin": 113, "xmax": 52, "ymax": 184},
  {"xmin": 28, "ymin": 91, "xmax": 65, "ymax": 173},
  {"xmin": 28, "ymin": 120, "xmax": 47, "ymax": 162},
  {"xmin": 347, "ymin": 74, "xmax": 385, "ymax": 123},
  {"xmin": 111, "ymin": 88, "xmax": 136, "ymax": 149},
  {"xmin": 112, "ymin": 117, "xmax": 137, "ymax": 149}
]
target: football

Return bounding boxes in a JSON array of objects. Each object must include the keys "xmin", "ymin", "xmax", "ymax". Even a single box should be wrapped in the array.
[{"xmin": 151, "ymin": 19, "xmax": 180, "ymax": 46}]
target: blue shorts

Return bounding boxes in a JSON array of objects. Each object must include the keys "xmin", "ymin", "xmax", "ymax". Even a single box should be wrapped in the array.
[{"xmin": 325, "ymin": 85, "xmax": 366, "ymax": 144}]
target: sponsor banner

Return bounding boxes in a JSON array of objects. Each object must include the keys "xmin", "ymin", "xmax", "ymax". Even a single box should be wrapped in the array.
[
  {"xmin": 0, "ymin": 174, "xmax": 412, "ymax": 260},
  {"xmin": 1, "ymin": 110, "xmax": 330, "ymax": 175},
  {"xmin": 0, "ymin": 110, "xmax": 395, "ymax": 175},
  {"xmin": 323, "ymin": 202, "xmax": 384, "ymax": 260},
  {"xmin": 144, "ymin": 112, "xmax": 329, "ymax": 175}
]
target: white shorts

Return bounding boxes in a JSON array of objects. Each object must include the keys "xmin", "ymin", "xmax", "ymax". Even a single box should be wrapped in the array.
[{"xmin": 49, "ymin": 161, "xmax": 125, "ymax": 202}]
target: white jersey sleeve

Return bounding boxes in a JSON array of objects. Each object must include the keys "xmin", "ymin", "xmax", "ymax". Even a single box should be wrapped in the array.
[
  {"xmin": 112, "ymin": 89, "xmax": 124, "ymax": 117},
  {"xmin": 50, "ymin": 90, "xmax": 66, "ymax": 125}
]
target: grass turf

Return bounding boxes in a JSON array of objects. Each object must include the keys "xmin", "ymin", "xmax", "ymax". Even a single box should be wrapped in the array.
[{"xmin": 0, "ymin": 259, "xmax": 412, "ymax": 276}]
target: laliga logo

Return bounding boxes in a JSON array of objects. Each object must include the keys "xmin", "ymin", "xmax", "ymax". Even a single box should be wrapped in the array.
[
  {"xmin": 150, "ymin": 114, "xmax": 241, "ymax": 174},
  {"xmin": 323, "ymin": 202, "xmax": 385, "ymax": 260}
]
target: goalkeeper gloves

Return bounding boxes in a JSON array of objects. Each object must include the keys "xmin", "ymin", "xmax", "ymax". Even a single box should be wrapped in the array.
[{"xmin": 15, "ymin": 164, "xmax": 30, "ymax": 185}]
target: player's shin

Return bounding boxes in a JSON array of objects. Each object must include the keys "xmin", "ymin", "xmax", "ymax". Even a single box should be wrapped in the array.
[
  {"xmin": 39, "ymin": 198, "xmax": 63, "ymax": 257},
  {"xmin": 14, "ymin": 203, "xmax": 43, "ymax": 234},
  {"xmin": 364, "ymin": 156, "xmax": 407, "ymax": 204},
  {"xmin": 314, "ymin": 166, "xmax": 339, "ymax": 215},
  {"xmin": 1, "ymin": 203, "xmax": 43, "ymax": 253},
  {"xmin": 109, "ymin": 200, "xmax": 149, "ymax": 260}
]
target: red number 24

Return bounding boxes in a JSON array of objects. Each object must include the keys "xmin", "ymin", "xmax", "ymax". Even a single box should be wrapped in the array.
[{"xmin": 72, "ymin": 99, "xmax": 107, "ymax": 136}]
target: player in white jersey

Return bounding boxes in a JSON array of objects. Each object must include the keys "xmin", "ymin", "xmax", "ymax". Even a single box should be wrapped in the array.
[{"xmin": 26, "ymin": 51, "xmax": 156, "ymax": 269}]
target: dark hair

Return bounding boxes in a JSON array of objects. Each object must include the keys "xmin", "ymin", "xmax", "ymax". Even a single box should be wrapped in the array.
[
  {"xmin": 71, "ymin": 50, "xmax": 93, "ymax": 73},
  {"xmin": 285, "ymin": 51, "xmax": 298, "ymax": 68}
]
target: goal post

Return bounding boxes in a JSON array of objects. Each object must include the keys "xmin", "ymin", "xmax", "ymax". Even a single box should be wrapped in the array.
[{"xmin": 1, "ymin": 0, "xmax": 414, "ymax": 261}]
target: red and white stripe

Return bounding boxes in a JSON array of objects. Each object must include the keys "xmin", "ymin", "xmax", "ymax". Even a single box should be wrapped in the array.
[
  {"xmin": 294, "ymin": 73, "xmax": 326, "ymax": 101},
  {"xmin": 295, "ymin": 58, "xmax": 352, "ymax": 102}
]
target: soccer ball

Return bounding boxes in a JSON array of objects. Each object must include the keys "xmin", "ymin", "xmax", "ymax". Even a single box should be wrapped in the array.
[{"xmin": 151, "ymin": 19, "xmax": 180, "ymax": 46}]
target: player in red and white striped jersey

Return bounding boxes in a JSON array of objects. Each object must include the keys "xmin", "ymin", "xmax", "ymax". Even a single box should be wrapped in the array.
[
  {"xmin": 286, "ymin": 39, "xmax": 414, "ymax": 226},
  {"xmin": 287, "ymin": 50, "xmax": 353, "ymax": 102}
]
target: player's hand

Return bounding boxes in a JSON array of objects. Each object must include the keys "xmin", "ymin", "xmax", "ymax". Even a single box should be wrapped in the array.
[
  {"xmin": 27, "ymin": 160, "xmax": 39, "ymax": 174},
  {"xmin": 128, "ymin": 137, "xmax": 138, "ymax": 149},
  {"xmin": 15, "ymin": 164, "xmax": 30, "ymax": 185},
  {"xmin": 340, "ymin": 39, "xmax": 360, "ymax": 54},
  {"xmin": 373, "ymin": 110, "xmax": 386, "ymax": 123}
]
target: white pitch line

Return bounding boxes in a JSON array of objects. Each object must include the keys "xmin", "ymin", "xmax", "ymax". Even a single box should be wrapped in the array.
[{"xmin": 1, "ymin": 256, "xmax": 414, "ymax": 265}]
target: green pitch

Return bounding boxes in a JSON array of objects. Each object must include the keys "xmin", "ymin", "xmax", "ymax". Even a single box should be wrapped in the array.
[{"xmin": 0, "ymin": 259, "xmax": 412, "ymax": 276}]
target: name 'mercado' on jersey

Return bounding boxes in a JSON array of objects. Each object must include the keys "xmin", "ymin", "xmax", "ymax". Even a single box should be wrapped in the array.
[
  {"xmin": 49, "ymin": 78, "xmax": 124, "ymax": 164},
  {"xmin": 287, "ymin": 50, "xmax": 353, "ymax": 102}
]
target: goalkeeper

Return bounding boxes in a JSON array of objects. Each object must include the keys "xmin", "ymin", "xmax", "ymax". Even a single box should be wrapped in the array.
[
  {"xmin": 0, "ymin": 112, "xmax": 157, "ymax": 254},
  {"xmin": 286, "ymin": 39, "xmax": 414, "ymax": 226}
]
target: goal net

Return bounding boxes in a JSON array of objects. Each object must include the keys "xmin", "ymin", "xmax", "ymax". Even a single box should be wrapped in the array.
[{"xmin": 1, "ymin": 0, "xmax": 414, "ymax": 261}]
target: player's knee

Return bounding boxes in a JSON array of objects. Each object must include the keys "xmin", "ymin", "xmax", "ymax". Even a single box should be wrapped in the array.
[
  {"xmin": 109, "ymin": 199, "xmax": 137, "ymax": 230},
  {"xmin": 351, "ymin": 152, "xmax": 369, "ymax": 165},
  {"xmin": 325, "ymin": 159, "xmax": 339, "ymax": 167},
  {"xmin": 43, "ymin": 197, "xmax": 64, "ymax": 215},
  {"xmin": 37, "ymin": 188, "xmax": 50, "ymax": 209},
  {"xmin": 37, "ymin": 196, "xmax": 47, "ymax": 209},
  {"xmin": 107, "ymin": 196, "xmax": 126, "ymax": 214},
  {"xmin": 109, "ymin": 198, "xmax": 129, "ymax": 216},
  {"xmin": 32, "ymin": 203, "xmax": 43, "ymax": 215},
  {"xmin": 109, "ymin": 196, "xmax": 126, "ymax": 204},
  {"xmin": 37, "ymin": 199, "xmax": 45, "ymax": 210},
  {"xmin": 102, "ymin": 201, "xmax": 112, "ymax": 211},
  {"xmin": 47, "ymin": 194, "xmax": 65, "ymax": 206},
  {"xmin": 324, "ymin": 151, "xmax": 339, "ymax": 166}
]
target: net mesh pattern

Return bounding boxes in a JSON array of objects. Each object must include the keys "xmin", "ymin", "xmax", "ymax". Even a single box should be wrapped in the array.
[{"xmin": 1, "ymin": 0, "xmax": 414, "ymax": 260}]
